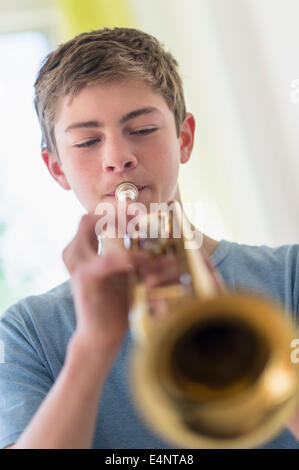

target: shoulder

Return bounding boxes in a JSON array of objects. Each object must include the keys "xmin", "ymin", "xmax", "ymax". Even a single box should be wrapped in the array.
[
  {"xmin": 0, "ymin": 280, "xmax": 75, "ymax": 375},
  {"xmin": 1, "ymin": 280, "xmax": 73, "ymax": 321},
  {"xmin": 219, "ymin": 240, "xmax": 299, "ymax": 272},
  {"xmin": 211, "ymin": 240, "xmax": 299, "ymax": 317},
  {"xmin": 211, "ymin": 239, "xmax": 299, "ymax": 271}
]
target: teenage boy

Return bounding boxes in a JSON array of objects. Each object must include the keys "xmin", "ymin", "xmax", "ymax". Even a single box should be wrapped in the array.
[{"xmin": 0, "ymin": 27, "xmax": 298, "ymax": 449}]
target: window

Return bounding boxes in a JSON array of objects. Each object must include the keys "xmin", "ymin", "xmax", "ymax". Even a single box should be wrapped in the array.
[{"xmin": 0, "ymin": 31, "xmax": 82, "ymax": 313}]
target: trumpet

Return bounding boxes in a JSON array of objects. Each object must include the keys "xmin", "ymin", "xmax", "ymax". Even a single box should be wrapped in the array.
[{"xmin": 114, "ymin": 181, "xmax": 299, "ymax": 449}]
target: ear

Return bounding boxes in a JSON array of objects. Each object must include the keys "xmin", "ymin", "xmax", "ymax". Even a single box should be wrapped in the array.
[
  {"xmin": 41, "ymin": 147, "xmax": 71, "ymax": 190},
  {"xmin": 179, "ymin": 112, "xmax": 195, "ymax": 164}
]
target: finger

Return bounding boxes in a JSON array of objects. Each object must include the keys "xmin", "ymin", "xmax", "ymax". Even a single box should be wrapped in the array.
[
  {"xmin": 63, "ymin": 215, "xmax": 101, "ymax": 274},
  {"xmin": 77, "ymin": 213, "xmax": 102, "ymax": 254},
  {"xmin": 72, "ymin": 250, "xmax": 136, "ymax": 290},
  {"xmin": 138, "ymin": 253, "xmax": 178, "ymax": 279},
  {"xmin": 144, "ymin": 253, "xmax": 177, "ymax": 272},
  {"xmin": 76, "ymin": 248, "xmax": 154, "ymax": 284},
  {"xmin": 149, "ymin": 298, "xmax": 169, "ymax": 321},
  {"xmin": 145, "ymin": 264, "xmax": 181, "ymax": 288}
]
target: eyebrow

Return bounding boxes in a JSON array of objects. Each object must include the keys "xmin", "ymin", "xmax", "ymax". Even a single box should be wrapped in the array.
[{"xmin": 64, "ymin": 107, "xmax": 159, "ymax": 133}]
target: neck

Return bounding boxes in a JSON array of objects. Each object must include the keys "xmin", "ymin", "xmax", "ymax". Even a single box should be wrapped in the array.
[{"xmin": 173, "ymin": 186, "xmax": 219, "ymax": 258}]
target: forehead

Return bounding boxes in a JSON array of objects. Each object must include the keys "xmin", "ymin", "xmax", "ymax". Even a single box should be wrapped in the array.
[{"xmin": 54, "ymin": 77, "xmax": 172, "ymax": 125}]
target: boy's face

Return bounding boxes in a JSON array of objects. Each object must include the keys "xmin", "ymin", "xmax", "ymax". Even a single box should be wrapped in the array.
[{"xmin": 43, "ymin": 77, "xmax": 195, "ymax": 213}]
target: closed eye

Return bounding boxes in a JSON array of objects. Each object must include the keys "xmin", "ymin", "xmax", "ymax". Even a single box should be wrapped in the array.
[
  {"xmin": 74, "ymin": 138, "xmax": 100, "ymax": 148},
  {"xmin": 132, "ymin": 128, "xmax": 157, "ymax": 136}
]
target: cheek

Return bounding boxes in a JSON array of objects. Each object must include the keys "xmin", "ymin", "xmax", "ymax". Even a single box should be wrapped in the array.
[
  {"xmin": 63, "ymin": 153, "xmax": 98, "ymax": 183},
  {"xmin": 146, "ymin": 143, "xmax": 180, "ymax": 201},
  {"xmin": 61, "ymin": 155, "xmax": 100, "ymax": 205},
  {"xmin": 63, "ymin": 159, "xmax": 85, "ymax": 187},
  {"xmin": 149, "ymin": 138, "xmax": 180, "ymax": 181}
]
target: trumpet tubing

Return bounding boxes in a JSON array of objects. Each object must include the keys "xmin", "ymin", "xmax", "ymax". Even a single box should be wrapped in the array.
[{"xmin": 114, "ymin": 182, "xmax": 299, "ymax": 449}]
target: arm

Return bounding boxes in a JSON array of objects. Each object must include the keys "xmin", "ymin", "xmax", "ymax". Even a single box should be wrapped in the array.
[
  {"xmin": 8, "ymin": 214, "xmax": 150, "ymax": 449},
  {"xmin": 2, "ymin": 217, "xmax": 221, "ymax": 449}
]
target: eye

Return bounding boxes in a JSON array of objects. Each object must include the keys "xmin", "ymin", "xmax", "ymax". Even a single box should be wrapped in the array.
[
  {"xmin": 74, "ymin": 138, "xmax": 100, "ymax": 148},
  {"xmin": 132, "ymin": 128, "xmax": 157, "ymax": 136}
]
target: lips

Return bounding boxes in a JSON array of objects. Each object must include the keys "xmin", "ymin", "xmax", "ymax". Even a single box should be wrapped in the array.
[{"xmin": 106, "ymin": 185, "xmax": 147, "ymax": 197}]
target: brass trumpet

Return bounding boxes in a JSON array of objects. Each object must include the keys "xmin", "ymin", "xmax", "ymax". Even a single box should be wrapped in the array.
[{"xmin": 115, "ymin": 182, "xmax": 299, "ymax": 449}]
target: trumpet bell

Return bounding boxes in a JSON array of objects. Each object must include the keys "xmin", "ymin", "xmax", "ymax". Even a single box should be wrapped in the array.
[{"xmin": 130, "ymin": 292, "xmax": 299, "ymax": 449}]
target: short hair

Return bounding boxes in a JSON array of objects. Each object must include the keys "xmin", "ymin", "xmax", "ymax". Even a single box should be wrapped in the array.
[{"xmin": 34, "ymin": 27, "xmax": 186, "ymax": 161}]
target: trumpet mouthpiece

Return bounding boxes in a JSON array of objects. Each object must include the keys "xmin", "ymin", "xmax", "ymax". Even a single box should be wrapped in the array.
[{"xmin": 115, "ymin": 182, "xmax": 139, "ymax": 202}]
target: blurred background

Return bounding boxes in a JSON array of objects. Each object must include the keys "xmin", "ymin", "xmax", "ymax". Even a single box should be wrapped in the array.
[{"xmin": 0, "ymin": 0, "xmax": 298, "ymax": 312}]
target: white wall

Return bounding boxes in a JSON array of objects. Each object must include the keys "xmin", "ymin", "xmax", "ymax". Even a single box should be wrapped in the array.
[{"xmin": 130, "ymin": 0, "xmax": 299, "ymax": 246}]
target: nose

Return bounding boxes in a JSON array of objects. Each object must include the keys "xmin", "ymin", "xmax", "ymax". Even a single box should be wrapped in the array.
[
  {"xmin": 102, "ymin": 156, "xmax": 137, "ymax": 173},
  {"xmin": 102, "ymin": 138, "xmax": 138, "ymax": 173}
]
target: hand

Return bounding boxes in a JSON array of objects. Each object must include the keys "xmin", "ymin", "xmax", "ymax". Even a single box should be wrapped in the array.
[
  {"xmin": 63, "ymin": 214, "xmax": 225, "ymax": 356},
  {"xmin": 62, "ymin": 214, "xmax": 150, "ymax": 357},
  {"xmin": 136, "ymin": 247, "xmax": 226, "ymax": 322}
]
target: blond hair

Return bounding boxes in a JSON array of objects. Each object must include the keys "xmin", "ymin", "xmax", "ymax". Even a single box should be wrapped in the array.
[{"xmin": 34, "ymin": 27, "xmax": 186, "ymax": 161}]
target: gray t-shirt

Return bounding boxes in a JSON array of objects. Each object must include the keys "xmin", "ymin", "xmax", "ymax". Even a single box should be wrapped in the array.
[{"xmin": 0, "ymin": 239, "xmax": 298, "ymax": 449}]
